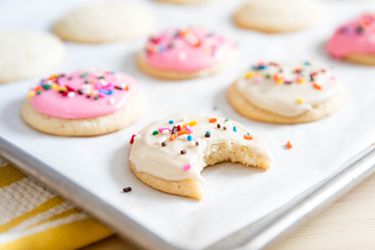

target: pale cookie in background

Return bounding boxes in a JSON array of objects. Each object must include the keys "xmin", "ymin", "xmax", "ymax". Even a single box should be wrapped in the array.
[
  {"xmin": 137, "ymin": 27, "xmax": 237, "ymax": 80},
  {"xmin": 228, "ymin": 61, "xmax": 345, "ymax": 124},
  {"xmin": 53, "ymin": 1, "xmax": 154, "ymax": 43},
  {"xmin": 327, "ymin": 13, "xmax": 375, "ymax": 65},
  {"xmin": 0, "ymin": 31, "xmax": 64, "ymax": 83},
  {"xmin": 234, "ymin": 0, "xmax": 323, "ymax": 33},
  {"xmin": 21, "ymin": 70, "xmax": 146, "ymax": 136},
  {"xmin": 129, "ymin": 115, "xmax": 270, "ymax": 200}
]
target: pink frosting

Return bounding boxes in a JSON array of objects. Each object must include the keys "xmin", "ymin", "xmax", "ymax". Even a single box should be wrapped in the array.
[
  {"xmin": 327, "ymin": 13, "xmax": 375, "ymax": 58},
  {"xmin": 28, "ymin": 70, "xmax": 138, "ymax": 119},
  {"xmin": 143, "ymin": 27, "xmax": 236, "ymax": 73}
]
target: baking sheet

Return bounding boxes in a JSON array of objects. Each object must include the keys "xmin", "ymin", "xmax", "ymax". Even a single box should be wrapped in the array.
[{"xmin": 1, "ymin": 0, "xmax": 375, "ymax": 249}]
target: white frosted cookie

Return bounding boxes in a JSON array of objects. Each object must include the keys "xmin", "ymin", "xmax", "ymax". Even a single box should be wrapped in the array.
[
  {"xmin": 228, "ymin": 61, "xmax": 345, "ymax": 124},
  {"xmin": 129, "ymin": 115, "xmax": 270, "ymax": 200},
  {"xmin": 137, "ymin": 27, "xmax": 237, "ymax": 80},
  {"xmin": 53, "ymin": 1, "xmax": 154, "ymax": 43},
  {"xmin": 0, "ymin": 31, "xmax": 64, "ymax": 83},
  {"xmin": 234, "ymin": 0, "xmax": 323, "ymax": 33},
  {"xmin": 21, "ymin": 70, "xmax": 146, "ymax": 136}
]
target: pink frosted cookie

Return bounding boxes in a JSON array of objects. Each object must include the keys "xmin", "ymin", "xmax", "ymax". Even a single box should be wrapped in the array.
[
  {"xmin": 21, "ymin": 70, "xmax": 147, "ymax": 136},
  {"xmin": 327, "ymin": 13, "xmax": 375, "ymax": 65},
  {"xmin": 137, "ymin": 27, "xmax": 237, "ymax": 80}
]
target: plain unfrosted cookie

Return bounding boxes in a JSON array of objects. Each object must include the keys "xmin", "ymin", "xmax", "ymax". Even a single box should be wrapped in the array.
[
  {"xmin": 53, "ymin": 1, "xmax": 154, "ymax": 43},
  {"xmin": 137, "ymin": 27, "xmax": 237, "ymax": 80},
  {"xmin": 234, "ymin": 0, "xmax": 323, "ymax": 33},
  {"xmin": 0, "ymin": 31, "xmax": 64, "ymax": 83},
  {"xmin": 21, "ymin": 70, "xmax": 146, "ymax": 136},
  {"xmin": 327, "ymin": 13, "xmax": 375, "ymax": 65},
  {"xmin": 129, "ymin": 115, "xmax": 270, "ymax": 200},
  {"xmin": 228, "ymin": 61, "xmax": 345, "ymax": 124}
]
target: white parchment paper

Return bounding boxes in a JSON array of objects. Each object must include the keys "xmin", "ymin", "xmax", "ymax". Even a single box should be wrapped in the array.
[{"xmin": 0, "ymin": 0, "xmax": 375, "ymax": 248}]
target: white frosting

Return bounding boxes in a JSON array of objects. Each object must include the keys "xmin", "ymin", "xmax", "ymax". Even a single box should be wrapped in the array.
[
  {"xmin": 129, "ymin": 115, "xmax": 270, "ymax": 181},
  {"xmin": 236, "ymin": 61, "xmax": 341, "ymax": 117}
]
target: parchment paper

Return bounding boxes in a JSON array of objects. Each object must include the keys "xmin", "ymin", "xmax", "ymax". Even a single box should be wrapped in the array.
[{"xmin": 0, "ymin": 0, "xmax": 374, "ymax": 248}]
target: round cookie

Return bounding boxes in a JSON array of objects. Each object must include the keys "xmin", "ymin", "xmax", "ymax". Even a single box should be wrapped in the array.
[
  {"xmin": 327, "ymin": 13, "xmax": 375, "ymax": 65},
  {"xmin": 0, "ymin": 31, "xmax": 64, "ymax": 83},
  {"xmin": 21, "ymin": 70, "xmax": 146, "ymax": 136},
  {"xmin": 234, "ymin": 0, "xmax": 322, "ymax": 33},
  {"xmin": 137, "ymin": 27, "xmax": 236, "ymax": 80},
  {"xmin": 129, "ymin": 115, "xmax": 270, "ymax": 200},
  {"xmin": 53, "ymin": 1, "xmax": 154, "ymax": 43},
  {"xmin": 228, "ymin": 61, "xmax": 345, "ymax": 124}
]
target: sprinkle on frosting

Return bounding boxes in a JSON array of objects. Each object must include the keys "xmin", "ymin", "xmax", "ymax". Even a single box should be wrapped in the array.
[
  {"xmin": 129, "ymin": 115, "xmax": 270, "ymax": 182},
  {"xmin": 236, "ymin": 61, "xmax": 340, "ymax": 117},
  {"xmin": 327, "ymin": 13, "xmax": 375, "ymax": 58},
  {"xmin": 27, "ymin": 70, "xmax": 138, "ymax": 119},
  {"xmin": 143, "ymin": 27, "xmax": 235, "ymax": 73},
  {"xmin": 243, "ymin": 61, "xmax": 330, "ymax": 90}
]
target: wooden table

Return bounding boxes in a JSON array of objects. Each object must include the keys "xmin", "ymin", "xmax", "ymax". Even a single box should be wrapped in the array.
[{"xmin": 84, "ymin": 174, "xmax": 375, "ymax": 250}]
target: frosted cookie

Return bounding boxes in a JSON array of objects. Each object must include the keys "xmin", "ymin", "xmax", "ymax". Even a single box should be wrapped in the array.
[
  {"xmin": 53, "ymin": 2, "xmax": 154, "ymax": 43},
  {"xmin": 21, "ymin": 70, "xmax": 146, "ymax": 136},
  {"xmin": 0, "ymin": 31, "xmax": 64, "ymax": 83},
  {"xmin": 234, "ymin": 0, "xmax": 322, "ymax": 33},
  {"xmin": 129, "ymin": 115, "xmax": 270, "ymax": 200},
  {"xmin": 228, "ymin": 61, "xmax": 345, "ymax": 124},
  {"xmin": 327, "ymin": 13, "xmax": 375, "ymax": 65},
  {"xmin": 137, "ymin": 27, "xmax": 236, "ymax": 80}
]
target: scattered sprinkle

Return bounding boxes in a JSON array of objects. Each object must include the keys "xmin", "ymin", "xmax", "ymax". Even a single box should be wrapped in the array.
[
  {"xmin": 209, "ymin": 117, "xmax": 217, "ymax": 123},
  {"xmin": 205, "ymin": 131, "xmax": 211, "ymax": 138},
  {"xmin": 129, "ymin": 134, "xmax": 136, "ymax": 144},
  {"xmin": 180, "ymin": 149, "xmax": 187, "ymax": 155},
  {"xmin": 233, "ymin": 126, "xmax": 237, "ymax": 132},
  {"xmin": 285, "ymin": 140, "xmax": 293, "ymax": 150},
  {"xmin": 182, "ymin": 164, "xmax": 191, "ymax": 171},
  {"xmin": 152, "ymin": 130, "xmax": 159, "ymax": 135},
  {"xmin": 122, "ymin": 187, "xmax": 132, "ymax": 193},
  {"xmin": 187, "ymin": 135, "xmax": 193, "ymax": 141},
  {"xmin": 244, "ymin": 134, "xmax": 253, "ymax": 140},
  {"xmin": 296, "ymin": 98, "xmax": 304, "ymax": 105}
]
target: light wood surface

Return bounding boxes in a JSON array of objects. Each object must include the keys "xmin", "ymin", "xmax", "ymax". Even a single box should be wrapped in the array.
[{"xmin": 83, "ymin": 173, "xmax": 375, "ymax": 250}]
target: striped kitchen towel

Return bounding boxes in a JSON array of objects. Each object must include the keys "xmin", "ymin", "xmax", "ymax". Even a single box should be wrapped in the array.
[{"xmin": 0, "ymin": 160, "xmax": 112, "ymax": 250}]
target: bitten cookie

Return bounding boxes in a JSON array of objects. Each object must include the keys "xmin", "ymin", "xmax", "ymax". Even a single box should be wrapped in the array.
[
  {"xmin": 234, "ymin": 0, "xmax": 322, "ymax": 33},
  {"xmin": 21, "ymin": 70, "xmax": 146, "ymax": 136},
  {"xmin": 53, "ymin": 1, "xmax": 154, "ymax": 43},
  {"xmin": 327, "ymin": 13, "xmax": 375, "ymax": 65},
  {"xmin": 129, "ymin": 115, "xmax": 270, "ymax": 200},
  {"xmin": 0, "ymin": 31, "xmax": 64, "ymax": 83},
  {"xmin": 137, "ymin": 27, "xmax": 236, "ymax": 80},
  {"xmin": 228, "ymin": 61, "xmax": 345, "ymax": 124}
]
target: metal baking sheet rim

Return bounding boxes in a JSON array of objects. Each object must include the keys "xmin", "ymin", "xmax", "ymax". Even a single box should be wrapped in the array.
[{"xmin": 1, "ymin": 136, "xmax": 375, "ymax": 250}]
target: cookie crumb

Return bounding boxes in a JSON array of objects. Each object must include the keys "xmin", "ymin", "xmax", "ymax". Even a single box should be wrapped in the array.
[{"xmin": 122, "ymin": 187, "xmax": 132, "ymax": 193}]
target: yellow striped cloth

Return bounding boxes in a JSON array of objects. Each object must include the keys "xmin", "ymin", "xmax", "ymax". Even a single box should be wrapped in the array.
[{"xmin": 0, "ymin": 160, "xmax": 112, "ymax": 250}]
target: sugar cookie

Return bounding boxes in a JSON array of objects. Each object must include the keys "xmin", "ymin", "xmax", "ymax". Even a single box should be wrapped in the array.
[
  {"xmin": 0, "ymin": 31, "xmax": 64, "ymax": 83},
  {"xmin": 228, "ymin": 61, "xmax": 345, "ymax": 124},
  {"xmin": 53, "ymin": 2, "xmax": 154, "ymax": 43},
  {"xmin": 137, "ymin": 27, "xmax": 236, "ymax": 80},
  {"xmin": 129, "ymin": 115, "xmax": 270, "ymax": 200},
  {"xmin": 21, "ymin": 70, "xmax": 146, "ymax": 136},
  {"xmin": 234, "ymin": 0, "xmax": 322, "ymax": 33},
  {"xmin": 327, "ymin": 13, "xmax": 375, "ymax": 65}
]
